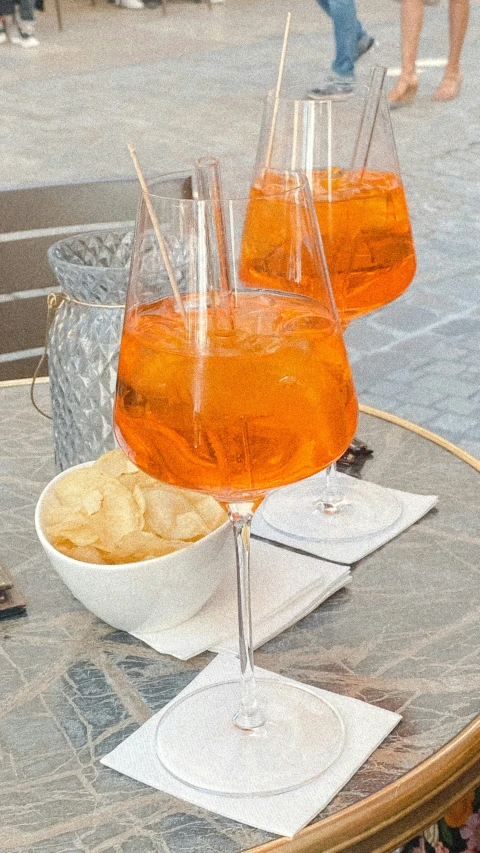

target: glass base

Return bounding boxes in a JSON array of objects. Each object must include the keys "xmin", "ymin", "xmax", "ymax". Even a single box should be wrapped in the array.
[
  {"xmin": 155, "ymin": 678, "xmax": 345, "ymax": 796},
  {"xmin": 262, "ymin": 476, "xmax": 402, "ymax": 541}
]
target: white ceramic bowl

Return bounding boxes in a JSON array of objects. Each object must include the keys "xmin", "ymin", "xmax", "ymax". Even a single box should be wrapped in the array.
[{"xmin": 35, "ymin": 463, "xmax": 233, "ymax": 634}]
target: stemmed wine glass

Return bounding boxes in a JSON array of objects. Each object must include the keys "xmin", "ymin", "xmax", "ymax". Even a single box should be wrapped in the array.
[
  {"xmin": 251, "ymin": 68, "xmax": 416, "ymax": 541},
  {"xmin": 113, "ymin": 167, "xmax": 358, "ymax": 796}
]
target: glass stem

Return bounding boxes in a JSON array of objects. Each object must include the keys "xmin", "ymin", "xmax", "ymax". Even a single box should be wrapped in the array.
[
  {"xmin": 228, "ymin": 502, "xmax": 265, "ymax": 731},
  {"xmin": 315, "ymin": 462, "xmax": 344, "ymax": 515}
]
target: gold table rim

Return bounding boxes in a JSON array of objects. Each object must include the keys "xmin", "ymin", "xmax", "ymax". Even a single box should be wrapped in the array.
[{"xmin": 2, "ymin": 382, "xmax": 479, "ymax": 852}]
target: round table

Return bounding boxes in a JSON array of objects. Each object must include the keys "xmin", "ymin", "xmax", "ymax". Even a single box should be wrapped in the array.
[{"xmin": 0, "ymin": 379, "xmax": 479, "ymax": 853}]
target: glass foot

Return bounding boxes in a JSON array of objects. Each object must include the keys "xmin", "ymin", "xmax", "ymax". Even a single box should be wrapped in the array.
[
  {"xmin": 155, "ymin": 678, "xmax": 345, "ymax": 796},
  {"xmin": 262, "ymin": 475, "xmax": 402, "ymax": 541}
]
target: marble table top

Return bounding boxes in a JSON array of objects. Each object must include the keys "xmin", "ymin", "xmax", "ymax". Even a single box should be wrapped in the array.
[{"xmin": 0, "ymin": 381, "xmax": 479, "ymax": 853}]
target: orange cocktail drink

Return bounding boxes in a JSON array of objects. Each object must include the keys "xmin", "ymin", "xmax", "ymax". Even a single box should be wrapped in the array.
[
  {"xmin": 241, "ymin": 170, "xmax": 416, "ymax": 328},
  {"xmin": 312, "ymin": 169, "xmax": 416, "ymax": 326},
  {"xmin": 114, "ymin": 291, "xmax": 357, "ymax": 505}
]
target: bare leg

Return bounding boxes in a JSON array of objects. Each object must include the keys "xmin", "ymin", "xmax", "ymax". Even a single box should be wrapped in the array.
[
  {"xmin": 388, "ymin": 0, "xmax": 422, "ymax": 104},
  {"xmin": 399, "ymin": 0, "xmax": 423, "ymax": 75},
  {"xmin": 433, "ymin": 0, "xmax": 469, "ymax": 100}
]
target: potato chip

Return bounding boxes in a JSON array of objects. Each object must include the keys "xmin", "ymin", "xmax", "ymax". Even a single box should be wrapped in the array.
[
  {"xmin": 43, "ymin": 496, "xmax": 99, "ymax": 547},
  {"xmin": 48, "ymin": 522, "xmax": 99, "ymax": 548},
  {"xmin": 56, "ymin": 544, "xmax": 106, "ymax": 564},
  {"xmin": 144, "ymin": 487, "xmax": 209, "ymax": 541},
  {"xmin": 119, "ymin": 469, "xmax": 160, "ymax": 493},
  {"xmin": 54, "ymin": 467, "xmax": 114, "ymax": 509},
  {"xmin": 88, "ymin": 479, "xmax": 144, "ymax": 553},
  {"xmin": 82, "ymin": 489, "xmax": 103, "ymax": 516},
  {"xmin": 92, "ymin": 448, "xmax": 138, "ymax": 478},
  {"xmin": 108, "ymin": 530, "xmax": 187, "ymax": 564},
  {"xmin": 44, "ymin": 503, "xmax": 82, "ymax": 529},
  {"xmin": 187, "ymin": 493, "xmax": 228, "ymax": 531}
]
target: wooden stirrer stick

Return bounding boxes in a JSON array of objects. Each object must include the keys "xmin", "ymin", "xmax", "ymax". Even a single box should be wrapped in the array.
[
  {"xmin": 265, "ymin": 11, "xmax": 292, "ymax": 169},
  {"xmin": 127, "ymin": 143, "xmax": 187, "ymax": 327}
]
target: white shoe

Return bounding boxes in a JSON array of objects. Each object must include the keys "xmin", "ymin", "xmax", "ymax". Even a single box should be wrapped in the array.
[
  {"xmin": 115, "ymin": 0, "xmax": 144, "ymax": 9},
  {"xmin": 10, "ymin": 23, "xmax": 39, "ymax": 47},
  {"xmin": 0, "ymin": 23, "xmax": 7, "ymax": 44}
]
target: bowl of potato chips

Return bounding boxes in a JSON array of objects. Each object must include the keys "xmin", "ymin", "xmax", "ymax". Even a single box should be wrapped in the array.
[{"xmin": 35, "ymin": 450, "xmax": 232, "ymax": 633}]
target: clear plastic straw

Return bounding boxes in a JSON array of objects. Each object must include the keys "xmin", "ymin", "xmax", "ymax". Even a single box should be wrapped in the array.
[
  {"xmin": 194, "ymin": 155, "xmax": 234, "ymax": 327},
  {"xmin": 351, "ymin": 65, "xmax": 387, "ymax": 175}
]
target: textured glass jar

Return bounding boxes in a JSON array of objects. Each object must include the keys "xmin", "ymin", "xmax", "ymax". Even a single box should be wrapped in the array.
[{"xmin": 46, "ymin": 230, "xmax": 132, "ymax": 471}]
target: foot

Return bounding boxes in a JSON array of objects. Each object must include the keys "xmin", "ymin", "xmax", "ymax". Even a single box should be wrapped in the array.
[
  {"xmin": 387, "ymin": 74, "xmax": 418, "ymax": 107},
  {"xmin": 432, "ymin": 72, "xmax": 462, "ymax": 102},
  {"xmin": 307, "ymin": 73, "xmax": 355, "ymax": 101},
  {"xmin": 115, "ymin": 0, "xmax": 144, "ymax": 9},
  {"xmin": 355, "ymin": 34, "xmax": 375, "ymax": 62},
  {"xmin": 10, "ymin": 21, "xmax": 39, "ymax": 47},
  {"xmin": 0, "ymin": 21, "xmax": 7, "ymax": 44}
]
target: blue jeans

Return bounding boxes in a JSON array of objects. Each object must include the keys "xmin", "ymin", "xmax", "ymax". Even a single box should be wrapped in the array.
[{"xmin": 316, "ymin": 0, "xmax": 367, "ymax": 77}]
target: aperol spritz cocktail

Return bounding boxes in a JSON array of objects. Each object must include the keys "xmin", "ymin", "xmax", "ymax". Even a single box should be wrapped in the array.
[
  {"xmin": 249, "ymin": 85, "xmax": 416, "ymax": 330},
  {"xmin": 248, "ymin": 79, "xmax": 416, "ymax": 537},
  {"xmin": 310, "ymin": 168, "xmax": 415, "ymax": 325},
  {"xmin": 241, "ymin": 168, "xmax": 415, "ymax": 329},
  {"xmin": 113, "ymin": 172, "xmax": 358, "ymax": 796}
]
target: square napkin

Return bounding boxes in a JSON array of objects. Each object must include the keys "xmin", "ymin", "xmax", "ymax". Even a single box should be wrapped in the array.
[
  {"xmin": 132, "ymin": 539, "xmax": 350, "ymax": 659},
  {"xmin": 252, "ymin": 472, "xmax": 438, "ymax": 565},
  {"xmin": 101, "ymin": 652, "xmax": 401, "ymax": 838}
]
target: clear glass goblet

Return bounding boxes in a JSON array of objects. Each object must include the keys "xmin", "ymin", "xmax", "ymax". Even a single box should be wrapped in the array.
[
  {"xmin": 113, "ymin": 170, "xmax": 358, "ymax": 795},
  {"xmin": 254, "ymin": 70, "xmax": 416, "ymax": 541}
]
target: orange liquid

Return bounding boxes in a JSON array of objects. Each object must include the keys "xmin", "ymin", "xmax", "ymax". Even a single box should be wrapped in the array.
[
  {"xmin": 114, "ymin": 292, "xmax": 358, "ymax": 504},
  {"xmin": 312, "ymin": 169, "xmax": 416, "ymax": 325},
  {"xmin": 238, "ymin": 173, "xmax": 335, "ymax": 312},
  {"xmin": 241, "ymin": 170, "xmax": 416, "ymax": 327}
]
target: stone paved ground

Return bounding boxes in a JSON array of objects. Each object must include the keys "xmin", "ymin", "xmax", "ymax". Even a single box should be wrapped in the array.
[{"xmin": 1, "ymin": 0, "xmax": 479, "ymax": 457}]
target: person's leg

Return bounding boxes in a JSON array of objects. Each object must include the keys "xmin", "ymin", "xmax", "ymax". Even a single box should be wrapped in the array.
[
  {"xmin": 399, "ymin": 0, "xmax": 423, "ymax": 76},
  {"xmin": 432, "ymin": 0, "xmax": 469, "ymax": 100},
  {"xmin": 388, "ymin": 0, "xmax": 423, "ymax": 104},
  {"xmin": 0, "ymin": 0, "xmax": 16, "ymax": 40},
  {"xmin": 328, "ymin": 0, "xmax": 357, "ymax": 78},
  {"xmin": 446, "ymin": 0, "xmax": 469, "ymax": 72},
  {"xmin": 308, "ymin": 0, "xmax": 373, "ymax": 98},
  {"xmin": 316, "ymin": 0, "xmax": 367, "ymax": 45}
]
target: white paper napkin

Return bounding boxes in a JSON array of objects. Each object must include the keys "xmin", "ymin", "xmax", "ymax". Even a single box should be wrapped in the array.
[
  {"xmin": 101, "ymin": 652, "xmax": 401, "ymax": 838},
  {"xmin": 252, "ymin": 473, "xmax": 438, "ymax": 565},
  {"xmin": 132, "ymin": 539, "xmax": 350, "ymax": 660}
]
